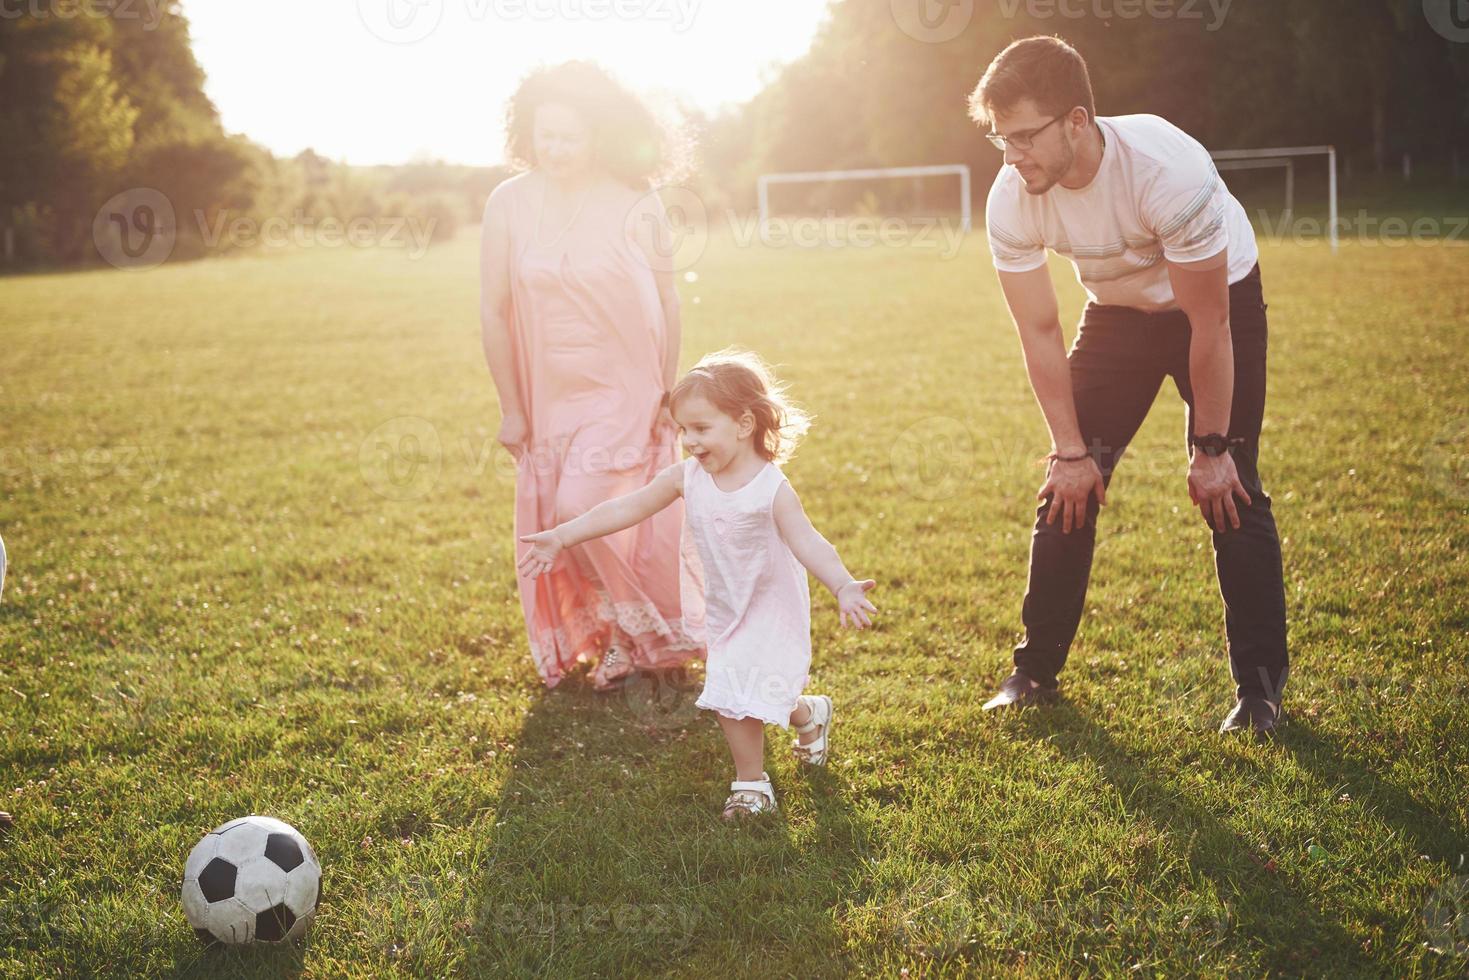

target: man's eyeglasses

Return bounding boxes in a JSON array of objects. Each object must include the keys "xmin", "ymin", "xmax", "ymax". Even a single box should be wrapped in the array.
[{"xmin": 986, "ymin": 113, "xmax": 1066, "ymax": 152}]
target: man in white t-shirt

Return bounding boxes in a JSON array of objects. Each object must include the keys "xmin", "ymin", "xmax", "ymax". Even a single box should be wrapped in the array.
[{"xmin": 970, "ymin": 36, "xmax": 1288, "ymax": 736}]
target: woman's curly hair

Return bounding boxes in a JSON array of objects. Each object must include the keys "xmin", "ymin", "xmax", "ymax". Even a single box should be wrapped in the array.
[{"xmin": 504, "ymin": 60, "xmax": 689, "ymax": 190}]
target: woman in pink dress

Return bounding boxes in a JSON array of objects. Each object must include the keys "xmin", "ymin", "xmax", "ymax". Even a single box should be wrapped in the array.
[{"xmin": 479, "ymin": 61, "xmax": 706, "ymax": 690}]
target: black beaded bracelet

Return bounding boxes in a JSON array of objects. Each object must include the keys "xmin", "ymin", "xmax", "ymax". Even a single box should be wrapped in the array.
[{"xmin": 1048, "ymin": 449, "xmax": 1090, "ymax": 463}]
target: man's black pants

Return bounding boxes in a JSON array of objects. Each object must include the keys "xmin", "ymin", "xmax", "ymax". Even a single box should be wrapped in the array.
[{"xmin": 1013, "ymin": 263, "xmax": 1289, "ymax": 702}]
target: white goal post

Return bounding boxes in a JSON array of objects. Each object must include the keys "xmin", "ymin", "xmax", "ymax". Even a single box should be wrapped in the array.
[
  {"xmin": 756, "ymin": 164, "xmax": 972, "ymax": 236},
  {"xmin": 755, "ymin": 149, "xmax": 1337, "ymax": 252},
  {"xmin": 1210, "ymin": 145, "xmax": 1338, "ymax": 253}
]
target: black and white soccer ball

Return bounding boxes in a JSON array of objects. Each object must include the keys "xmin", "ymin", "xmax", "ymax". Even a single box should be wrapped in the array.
[{"xmin": 181, "ymin": 815, "xmax": 321, "ymax": 945}]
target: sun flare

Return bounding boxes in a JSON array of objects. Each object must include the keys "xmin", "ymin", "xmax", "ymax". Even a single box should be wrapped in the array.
[{"xmin": 186, "ymin": 0, "xmax": 832, "ymax": 165}]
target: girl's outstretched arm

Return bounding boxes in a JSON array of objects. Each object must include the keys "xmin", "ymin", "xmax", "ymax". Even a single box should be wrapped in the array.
[
  {"xmin": 517, "ymin": 460, "xmax": 684, "ymax": 579},
  {"xmin": 772, "ymin": 481, "xmax": 877, "ymax": 629}
]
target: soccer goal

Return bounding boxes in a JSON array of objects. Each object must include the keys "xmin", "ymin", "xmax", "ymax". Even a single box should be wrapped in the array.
[
  {"xmin": 1210, "ymin": 145, "xmax": 1339, "ymax": 253},
  {"xmin": 755, "ymin": 164, "xmax": 973, "ymax": 237}
]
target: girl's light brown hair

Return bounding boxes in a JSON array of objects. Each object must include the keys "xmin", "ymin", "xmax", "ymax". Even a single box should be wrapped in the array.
[{"xmin": 669, "ymin": 348, "xmax": 812, "ymax": 466}]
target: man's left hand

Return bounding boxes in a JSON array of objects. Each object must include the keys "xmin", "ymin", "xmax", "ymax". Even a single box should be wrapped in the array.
[{"xmin": 1188, "ymin": 450, "xmax": 1252, "ymax": 532}]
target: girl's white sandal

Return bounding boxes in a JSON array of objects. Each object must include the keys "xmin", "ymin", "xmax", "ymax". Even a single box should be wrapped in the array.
[
  {"xmin": 792, "ymin": 694, "xmax": 834, "ymax": 766},
  {"xmin": 722, "ymin": 772, "xmax": 777, "ymax": 820}
]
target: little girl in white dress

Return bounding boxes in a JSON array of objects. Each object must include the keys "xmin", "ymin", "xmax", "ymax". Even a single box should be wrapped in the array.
[{"xmin": 517, "ymin": 347, "xmax": 877, "ymax": 820}]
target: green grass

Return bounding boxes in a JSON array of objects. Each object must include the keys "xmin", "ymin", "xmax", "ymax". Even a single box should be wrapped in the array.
[{"xmin": 1, "ymin": 228, "xmax": 1467, "ymax": 978}]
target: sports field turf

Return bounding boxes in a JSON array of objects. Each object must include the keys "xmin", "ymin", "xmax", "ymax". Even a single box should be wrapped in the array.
[{"xmin": 1, "ymin": 228, "xmax": 1466, "ymax": 976}]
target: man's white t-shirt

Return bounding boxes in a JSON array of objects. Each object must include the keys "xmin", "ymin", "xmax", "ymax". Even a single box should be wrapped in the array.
[{"xmin": 985, "ymin": 114, "xmax": 1258, "ymax": 313}]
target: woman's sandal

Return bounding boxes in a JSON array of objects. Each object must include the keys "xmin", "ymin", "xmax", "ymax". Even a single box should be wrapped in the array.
[
  {"xmin": 591, "ymin": 644, "xmax": 633, "ymax": 692},
  {"xmin": 792, "ymin": 694, "xmax": 834, "ymax": 766},
  {"xmin": 722, "ymin": 772, "xmax": 777, "ymax": 820},
  {"xmin": 591, "ymin": 671, "xmax": 632, "ymax": 693}
]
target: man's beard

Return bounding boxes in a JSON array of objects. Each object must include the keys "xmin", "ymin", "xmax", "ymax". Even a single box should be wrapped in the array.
[{"xmin": 1022, "ymin": 138, "xmax": 1075, "ymax": 196}]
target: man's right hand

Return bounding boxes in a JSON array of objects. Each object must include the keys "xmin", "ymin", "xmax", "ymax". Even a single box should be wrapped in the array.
[
  {"xmin": 999, "ymin": 267, "xmax": 1105, "ymax": 535},
  {"xmin": 1037, "ymin": 455, "xmax": 1106, "ymax": 534}
]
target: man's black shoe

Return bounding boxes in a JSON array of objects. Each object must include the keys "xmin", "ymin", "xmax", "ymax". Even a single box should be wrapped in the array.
[
  {"xmin": 1219, "ymin": 696, "xmax": 1282, "ymax": 738},
  {"xmin": 982, "ymin": 672, "xmax": 1058, "ymax": 711}
]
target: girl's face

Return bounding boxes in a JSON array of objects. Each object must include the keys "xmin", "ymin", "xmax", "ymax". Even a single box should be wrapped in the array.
[
  {"xmin": 673, "ymin": 394, "xmax": 755, "ymax": 472},
  {"xmin": 532, "ymin": 102, "xmax": 594, "ymax": 182}
]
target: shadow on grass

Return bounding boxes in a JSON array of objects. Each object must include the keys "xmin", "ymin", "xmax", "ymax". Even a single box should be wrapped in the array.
[
  {"xmin": 1011, "ymin": 698, "xmax": 1384, "ymax": 976},
  {"xmin": 1276, "ymin": 715, "xmax": 1468, "ymax": 864},
  {"xmin": 165, "ymin": 943, "xmax": 308, "ymax": 979},
  {"xmin": 456, "ymin": 667, "xmax": 872, "ymax": 977}
]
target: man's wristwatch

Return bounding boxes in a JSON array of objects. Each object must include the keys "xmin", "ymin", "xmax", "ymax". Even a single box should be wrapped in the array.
[{"xmin": 1189, "ymin": 432, "xmax": 1231, "ymax": 457}]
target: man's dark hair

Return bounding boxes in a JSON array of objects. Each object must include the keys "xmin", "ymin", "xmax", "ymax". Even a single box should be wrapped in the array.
[{"xmin": 968, "ymin": 35, "xmax": 1097, "ymax": 129}]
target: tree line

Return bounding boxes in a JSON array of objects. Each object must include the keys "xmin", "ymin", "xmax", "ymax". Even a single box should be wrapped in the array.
[
  {"xmin": 5, "ymin": 1, "xmax": 1464, "ymax": 268},
  {"xmin": 0, "ymin": 4, "xmax": 502, "ymax": 268},
  {"xmin": 694, "ymin": 0, "xmax": 1468, "ymax": 214}
]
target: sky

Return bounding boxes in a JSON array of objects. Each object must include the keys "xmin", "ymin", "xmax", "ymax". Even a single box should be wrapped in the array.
[{"xmin": 185, "ymin": 0, "xmax": 833, "ymax": 167}]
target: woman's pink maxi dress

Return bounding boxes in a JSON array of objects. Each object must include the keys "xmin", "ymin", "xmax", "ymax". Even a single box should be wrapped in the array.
[{"xmin": 500, "ymin": 172, "xmax": 706, "ymax": 688}]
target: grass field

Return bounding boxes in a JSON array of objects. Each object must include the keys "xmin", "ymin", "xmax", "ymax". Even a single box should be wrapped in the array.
[{"xmin": 1, "ymin": 226, "xmax": 1467, "ymax": 978}]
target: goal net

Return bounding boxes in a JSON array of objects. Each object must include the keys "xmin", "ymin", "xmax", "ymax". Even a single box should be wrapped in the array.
[
  {"xmin": 1210, "ymin": 145, "xmax": 1339, "ymax": 253},
  {"xmin": 755, "ymin": 164, "xmax": 973, "ymax": 240}
]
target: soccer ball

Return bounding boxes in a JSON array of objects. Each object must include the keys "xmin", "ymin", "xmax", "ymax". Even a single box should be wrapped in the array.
[{"xmin": 181, "ymin": 815, "xmax": 322, "ymax": 945}]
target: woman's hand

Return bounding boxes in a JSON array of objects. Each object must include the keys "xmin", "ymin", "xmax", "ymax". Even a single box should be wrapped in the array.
[
  {"xmin": 836, "ymin": 579, "xmax": 878, "ymax": 629},
  {"xmin": 1038, "ymin": 456, "xmax": 1106, "ymax": 534},
  {"xmin": 516, "ymin": 528, "xmax": 565, "ymax": 579},
  {"xmin": 651, "ymin": 404, "xmax": 676, "ymax": 440},
  {"xmin": 498, "ymin": 414, "xmax": 529, "ymax": 462}
]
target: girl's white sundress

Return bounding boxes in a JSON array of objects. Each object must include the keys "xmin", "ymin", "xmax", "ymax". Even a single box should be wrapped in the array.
[{"xmin": 680, "ymin": 454, "xmax": 811, "ymax": 728}]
